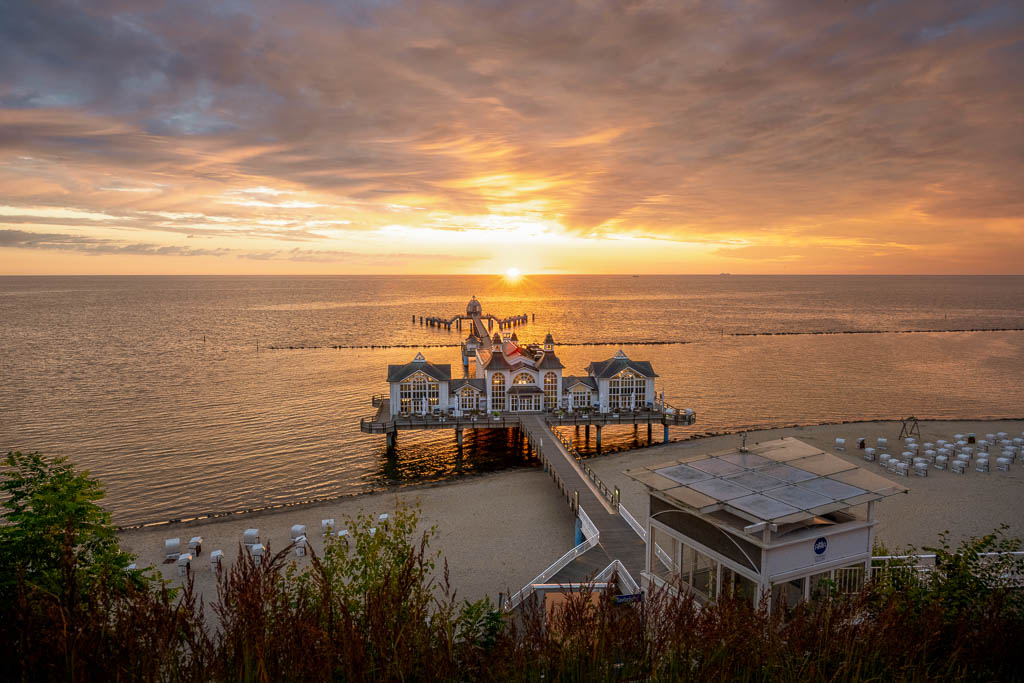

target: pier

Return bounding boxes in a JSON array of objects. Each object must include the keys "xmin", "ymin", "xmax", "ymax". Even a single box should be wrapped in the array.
[{"xmin": 360, "ymin": 296, "xmax": 698, "ymax": 599}]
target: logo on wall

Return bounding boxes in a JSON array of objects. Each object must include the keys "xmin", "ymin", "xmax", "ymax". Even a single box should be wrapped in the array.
[{"xmin": 813, "ymin": 537, "xmax": 828, "ymax": 556}]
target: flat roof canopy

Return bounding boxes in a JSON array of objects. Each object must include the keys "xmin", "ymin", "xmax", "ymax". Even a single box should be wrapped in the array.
[{"xmin": 625, "ymin": 437, "xmax": 907, "ymax": 526}]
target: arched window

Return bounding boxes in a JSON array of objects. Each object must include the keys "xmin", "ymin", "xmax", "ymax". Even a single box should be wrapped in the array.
[
  {"xmin": 609, "ymin": 369, "xmax": 641, "ymax": 410},
  {"xmin": 399, "ymin": 372, "xmax": 439, "ymax": 413},
  {"xmin": 544, "ymin": 372, "xmax": 558, "ymax": 410},
  {"xmin": 491, "ymin": 373, "xmax": 506, "ymax": 411},
  {"xmin": 513, "ymin": 372, "xmax": 535, "ymax": 385},
  {"xmin": 459, "ymin": 385, "xmax": 478, "ymax": 411}
]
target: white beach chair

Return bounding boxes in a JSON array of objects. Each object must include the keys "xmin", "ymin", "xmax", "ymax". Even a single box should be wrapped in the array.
[
  {"xmin": 291, "ymin": 524, "xmax": 306, "ymax": 541},
  {"xmin": 322, "ymin": 519, "xmax": 335, "ymax": 536},
  {"xmin": 923, "ymin": 442, "xmax": 934, "ymax": 450},
  {"xmin": 951, "ymin": 460, "xmax": 967, "ymax": 474},
  {"xmin": 249, "ymin": 543, "xmax": 266, "ymax": 559},
  {"xmin": 294, "ymin": 535, "xmax": 307, "ymax": 557},
  {"xmin": 857, "ymin": 437, "xmax": 866, "ymax": 449},
  {"xmin": 879, "ymin": 453, "xmax": 891, "ymax": 467},
  {"xmin": 896, "ymin": 462, "xmax": 909, "ymax": 477},
  {"xmin": 864, "ymin": 447, "xmax": 876, "ymax": 462},
  {"xmin": 934, "ymin": 455, "xmax": 948, "ymax": 470},
  {"xmin": 369, "ymin": 527, "xmax": 377, "ymax": 536},
  {"xmin": 986, "ymin": 433, "xmax": 996, "ymax": 444},
  {"xmin": 378, "ymin": 513, "xmax": 389, "ymax": 523},
  {"xmin": 954, "ymin": 433, "xmax": 965, "ymax": 442},
  {"xmin": 177, "ymin": 553, "xmax": 192, "ymax": 577},
  {"xmin": 243, "ymin": 528, "xmax": 260, "ymax": 548},
  {"xmin": 914, "ymin": 462, "xmax": 928, "ymax": 477},
  {"xmin": 877, "ymin": 437, "xmax": 888, "ymax": 450},
  {"xmin": 997, "ymin": 431, "xmax": 1008, "ymax": 441},
  {"xmin": 210, "ymin": 549, "xmax": 224, "ymax": 570},
  {"xmin": 834, "ymin": 438, "xmax": 846, "ymax": 451},
  {"xmin": 164, "ymin": 538, "xmax": 181, "ymax": 561},
  {"xmin": 887, "ymin": 458, "xmax": 899, "ymax": 473},
  {"xmin": 975, "ymin": 458, "xmax": 989, "ymax": 473},
  {"xmin": 936, "ymin": 440, "xmax": 947, "ymax": 450},
  {"xmin": 996, "ymin": 457, "xmax": 1011, "ymax": 472},
  {"xmin": 923, "ymin": 449, "xmax": 936, "ymax": 462},
  {"xmin": 901, "ymin": 451, "xmax": 914, "ymax": 463},
  {"xmin": 188, "ymin": 536, "xmax": 202, "ymax": 556},
  {"xmin": 336, "ymin": 529, "xmax": 349, "ymax": 539}
]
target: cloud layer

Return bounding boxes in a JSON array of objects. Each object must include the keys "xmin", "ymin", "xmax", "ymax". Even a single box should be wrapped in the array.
[{"xmin": 1, "ymin": 0, "xmax": 1022, "ymax": 273}]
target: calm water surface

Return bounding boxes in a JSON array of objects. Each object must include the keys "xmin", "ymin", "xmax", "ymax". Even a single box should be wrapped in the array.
[{"xmin": 1, "ymin": 275, "xmax": 1022, "ymax": 525}]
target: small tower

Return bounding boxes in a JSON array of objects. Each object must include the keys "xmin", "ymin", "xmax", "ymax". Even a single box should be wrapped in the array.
[
  {"xmin": 543, "ymin": 332, "xmax": 554, "ymax": 352},
  {"xmin": 492, "ymin": 332, "xmax": 501, "ymax": 346},
  {"xmin": 510, "ymin": 331, "xmax": 519, "ymax": 343}
]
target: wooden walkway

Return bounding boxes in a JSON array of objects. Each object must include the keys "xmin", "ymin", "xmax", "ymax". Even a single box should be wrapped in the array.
[{"xmin": 519, "ymin": 415, "xmax": 647, "ymax": 585}]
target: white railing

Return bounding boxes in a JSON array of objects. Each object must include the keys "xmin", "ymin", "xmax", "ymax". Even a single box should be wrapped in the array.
[
  {"xmin": 578, "ymin": 506, "xmax": 599, "ymax": 541},
  {"xmin": 506, "ymin": 505, "xmax": 601, "ymax": 611},
  {"xmin": 619, "ymin": 503, "xmax": 646, "ymax": 542},
  {"xmin": 870, "ymin": 551, "xmax": 1024, "ymax": 583},
  {"xmin": 506, "ymin": 534, "xmax": 599, "ymax": 610},
  {"xmin": 596, "ymin": 558, "xmax": 641, "ymax": 595}
]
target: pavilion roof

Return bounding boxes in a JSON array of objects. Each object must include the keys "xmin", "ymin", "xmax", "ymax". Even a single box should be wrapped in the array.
[{"xmin": 624, "ymin": 437, "xmax": 907, "ymax": 526}]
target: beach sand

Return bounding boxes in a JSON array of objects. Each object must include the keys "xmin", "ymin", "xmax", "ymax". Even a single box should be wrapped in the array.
[
  {"xmin": 589, "ymin": 419, "xmax": 1024, "ymax": 552},
  {"xmin": 119, "ymin": 469, "xmax": 575, "ymax": 608},
  {"xmin": 121, "ymin": 419, "xmax": 1024, "ymax": 610}
]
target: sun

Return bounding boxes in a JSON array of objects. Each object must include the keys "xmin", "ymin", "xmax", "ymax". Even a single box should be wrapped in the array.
[{"xmin": 504, "ymin": 267, "xmax": 522, "ymax": 282}]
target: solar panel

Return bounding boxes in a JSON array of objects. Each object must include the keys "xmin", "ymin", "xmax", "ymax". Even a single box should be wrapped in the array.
[
  {"xmin": 764, "ymin": 484, "xmax": 834, "ymax": 510},
  {"xmin": 689, "ymin": 477, "xmax": 753, "ymax": 501},
  {"xmin": 655, "ymin": 464, "xmax": 712, "ymax": 486},
  {"xmin": 796, "ymin": 477, "xmax": 867, "ymax": 501},
  {"xmin": 757, "ymin": 462, "xmax": 817, "ymax": 482},
  {"xmin": 720, "ymin": 451, "xmax": 771, "ymax": 468},
  {"xmin": 725, "ymin": 470, "xmax": 785, "ymax": 492},
  {"xmin": 688, "ymin": 458, "xmax": 745, "ymax": 476},
  {"xmin": 728, "ymin": 494, "xmax": 801, "ymax": 521}
]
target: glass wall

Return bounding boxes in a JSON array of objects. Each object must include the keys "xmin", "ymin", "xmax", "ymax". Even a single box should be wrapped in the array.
[
  {"xmin": 571, "ymin": 387, "xmax": 591, "ymax": 408},
  {"xmin": 490, "ymin": 374, "xmax": 505, "ymax": 411},
  {"xmin": 771, "ymin": 577, "xmax": 805, "ymax": 613},
  {"xmin": 544, "ymin": 372, "xmax": 558, "ymax": 410},
  {"xmin": 458, "ymin": 386, "xmax": 478, "ymax": 411},
  {"xmin": 399, "ymin": 372, "xmax": 439, "ymax": 413},
  {"xmin": 609, "ymin": 370, "xmax": 642, "ymax": 410},
  {"xmin": 721, "ymin": 566, "xmax": 758, "ymax": 606}
]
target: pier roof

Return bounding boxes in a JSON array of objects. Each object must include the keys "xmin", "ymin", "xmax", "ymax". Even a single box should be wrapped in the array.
[
  {"xmin": 562, "ymin": 376, "xmax": 597, "ymax": 390},
  {"xmin": 481, "ymin": 349, "xmax": 512, "ymax": 371},
  {"xmin": 387, "ymin": 359, "xmax": 452, "ymax": 383},
  {"xmin": 586, "ymin": 350, "xmax": 657, "ymax": 379},
  {"xmin": 537, "ymin": 351, "xmax": 565, "ymax": 370},
  {"xmin": 449, "ymin": 378, "xmax": 485, "ymax": 392},
  {"xmin": 507, "ymin": 384, "xmax": 544, "ymax": 395}
]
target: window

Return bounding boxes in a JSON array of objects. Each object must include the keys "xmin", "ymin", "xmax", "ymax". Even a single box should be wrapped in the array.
[
  {"xmin": 609, "ymin": 369, "xmax": 642, "ymax": 410},
  {"xmin": 721, "ymin": 565, "xmax": 758, "ymax": 606},
  {"xmin": 771, "ymin": 577, "xmax": 805, "ymax": 614},
  {"xmin": 459, "ymin": 385, "xmax": 478, "ymax": 411},
  {"xmin": 544, "ymin": 372, "xmax": 558, "ymax": 409},
  {"xmin": 491, "ymin": 373, "xmax": 505, "ymax": 411},
  {"xmin": 650, "ymin": 526, "xmax": 679, "ymax": 583},
  {"xmin": 513, "ymin": 372, "xmax": 534, "ymax": 385},
  {"xmin": 399, "ymin": 372, "xmax": 439, "ymax": 413},
  {"xmin": 571, "ymin": 386, "xmax": 591, "ymax": 408}
]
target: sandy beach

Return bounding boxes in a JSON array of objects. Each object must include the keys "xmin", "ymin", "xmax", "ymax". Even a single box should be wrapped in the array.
[{"xmin": 121, "ymin": 419, "xmax": 1024, "ymax": 609}]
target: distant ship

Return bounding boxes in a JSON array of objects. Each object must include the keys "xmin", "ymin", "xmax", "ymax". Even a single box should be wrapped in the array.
[{"xmin": 720, "ymin": 272, "xmax": 731, "ymax": 276}]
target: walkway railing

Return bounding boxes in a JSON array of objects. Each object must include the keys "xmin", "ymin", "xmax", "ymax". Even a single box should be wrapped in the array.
[
  {"xmin": 506, "ymin": 505, "xmax": 600, "ymax": 611},
  {"xmin": 359, "ymin": 413, "xmax": 522, "ymax": 433},
  {"xmin": 619, "ymin": 504, "xmax": 646, "ymax": 542},
  {"xmin": 870, "ymin": 551, "xmax": 1024, "ymax": 583},
  {"xmin": 545, "ymin": 406, "xmax": 697, "ymax": 427},
  {"xmin": 550, "ymin": 426, "xmax": 617, "ymax": 506}
]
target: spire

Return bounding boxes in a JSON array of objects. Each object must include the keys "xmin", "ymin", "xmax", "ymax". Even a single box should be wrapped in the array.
[
  {"xmin": 543, "ymin": 332, "xmax": 554, "ymax": 352},
  {"xmin": 413, "ymin": 352, "xmax": 426, "ymax": 362}
]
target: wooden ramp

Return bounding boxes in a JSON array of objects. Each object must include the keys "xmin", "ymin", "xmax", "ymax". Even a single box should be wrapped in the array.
[{"xmin": 519, "ymin": 415, "xmax": 647, "ymax": 585}]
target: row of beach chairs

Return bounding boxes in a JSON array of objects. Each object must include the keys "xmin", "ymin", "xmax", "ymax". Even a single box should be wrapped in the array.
[
  {"xmin": 163, "ymin": 513, "xmax": 390, "ymax": 576},
  {"xmin": 835, "ymin": 432, "xmax": 1023, "ymax": 478}
]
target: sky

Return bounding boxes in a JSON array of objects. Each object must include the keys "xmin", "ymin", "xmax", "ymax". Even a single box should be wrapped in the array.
[{"xmin": 0, "ymin": 0, "xmax": 1022, "ymax": 275}]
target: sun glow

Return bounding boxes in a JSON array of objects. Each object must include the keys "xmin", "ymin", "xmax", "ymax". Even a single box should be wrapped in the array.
[{"xmin": 504, "ymin": 267, "xmax": 522, "ymax": 282}]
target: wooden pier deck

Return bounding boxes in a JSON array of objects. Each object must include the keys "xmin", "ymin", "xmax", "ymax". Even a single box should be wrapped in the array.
[{"xmin": 519, "ymin": 415, "xmax": 647, "ymax": 584}]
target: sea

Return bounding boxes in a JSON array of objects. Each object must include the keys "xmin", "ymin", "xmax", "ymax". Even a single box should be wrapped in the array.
[{"xmin": 1, "ymin": 275, "xmax": 1023, "ymax": 526}]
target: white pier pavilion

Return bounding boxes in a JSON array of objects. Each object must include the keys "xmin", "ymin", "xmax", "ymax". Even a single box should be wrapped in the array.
[{"xmin": 625, "ymin": 437, "xmax": 907, "ymax": 611}]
